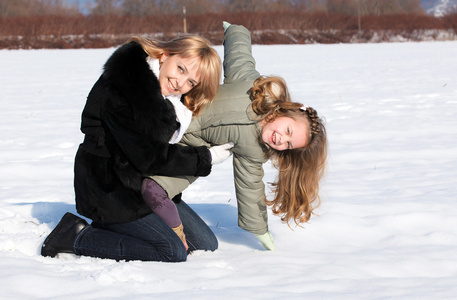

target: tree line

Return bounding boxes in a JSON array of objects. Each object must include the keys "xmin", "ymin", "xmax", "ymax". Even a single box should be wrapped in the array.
[
  {"xmin": 1, "ymin": 0, "xmax": 456, "ymax": 49},
  {"xmin": 0, "ymin": 0, "xmax": 430, "ymax": 17}
]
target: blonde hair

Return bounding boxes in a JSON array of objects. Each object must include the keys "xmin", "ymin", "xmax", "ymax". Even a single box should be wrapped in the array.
[
  {"xmin": 250, "ymin": 76, "xmax": 328, "ymax": 226},
  {"xmin": 128, "ymin": 35, "xmax": 222, "ymax": 116}
]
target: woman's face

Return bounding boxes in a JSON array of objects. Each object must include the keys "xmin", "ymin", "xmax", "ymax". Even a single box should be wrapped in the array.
[
  {"xmin": 159, "ymin": 54, "xmax": 201, "ymax": 96},
  {"xmin": 261, "ymin": 116, "xmax": 309, "ymax": 151}
]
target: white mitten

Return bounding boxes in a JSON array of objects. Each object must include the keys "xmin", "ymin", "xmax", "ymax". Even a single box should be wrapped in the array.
[
  {"xmin": 209, "ymin": 142, "xmax": 234, "ymax": 165},
  {"xmin": 255, "ymin": 231, "xmax": 277, "ymax": 251},
  {"xmin": 223, "ymin": 21, "xmax": 231, "ymax": 32}
]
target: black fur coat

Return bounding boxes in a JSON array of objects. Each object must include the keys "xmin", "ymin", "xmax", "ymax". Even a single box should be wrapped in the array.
[{"xmin": 74, "ymin": 42, "xmax": 211, "ymax": 224}]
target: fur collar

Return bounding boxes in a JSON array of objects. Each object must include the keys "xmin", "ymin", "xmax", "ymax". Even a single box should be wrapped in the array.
[{"xmin": 102, "ymin": 41, "xmax": 178, "ymax": 143}]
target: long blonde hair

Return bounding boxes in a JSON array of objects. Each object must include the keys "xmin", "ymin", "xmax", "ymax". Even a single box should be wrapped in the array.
[
  {"xmin": 250, "ymin": 76, "xmax": 328, "ymax": 226},
  {"xmin": 128, "ymin": 35, "xmax": 222, "ymax": 116}
]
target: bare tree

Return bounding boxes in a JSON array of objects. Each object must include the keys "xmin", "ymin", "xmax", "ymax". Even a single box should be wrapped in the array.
[
  {"xmin": 327, "ymin": 0, "xmax": 358, "ymax": 15},
  {"xmin": 0, "ymin": 0, "xmax": 79, "ymax": 17},
  {"xmin": 154, "ymin": 0, "xmax": 177, "ymax": 14},
  {"xmin": 122, "ymin": 0, "xmax": 158, "ymax": 17},
  {"xmin": 397, "ymin": 0, "xmax": 425, "ymax": 14},
  {"xmin": 227, "ymin": 0, "xmax": 265, "ymax": 12},
  {"xmin": 174, "ymin": 0, "xmax": 225, "ymax": 14},
  {"xmin": 91, "ymin": 0, "xmax": 121, "ymax": 15},
  {"xmin": 305, "ymin": 0, "xmax": 327, "ymax": 12}
]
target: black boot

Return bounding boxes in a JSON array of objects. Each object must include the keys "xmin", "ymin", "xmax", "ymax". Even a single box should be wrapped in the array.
[{"xmin": 41, "ymin": 212, "xmax": 88, "ymax": 257}]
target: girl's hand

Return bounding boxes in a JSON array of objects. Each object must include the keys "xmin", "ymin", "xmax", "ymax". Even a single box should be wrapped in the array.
[
  {"xmin": 255, "ymin": 231, "xmax": 277, "ymax": 250},
  {"xmin": 223, "ymin": 21, "xmax": 231, "ymax": 32}
]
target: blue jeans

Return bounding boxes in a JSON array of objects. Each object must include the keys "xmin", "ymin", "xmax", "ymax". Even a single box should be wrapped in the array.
[{"xmin": 74, "ymin": 200, "xmax": 218, "ymax": 262}]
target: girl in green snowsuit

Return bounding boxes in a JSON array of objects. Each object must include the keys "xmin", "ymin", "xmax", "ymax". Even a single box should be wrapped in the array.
[{"xmin": 144, "ymin": 23, "xmax": 327, "ymax": 251}]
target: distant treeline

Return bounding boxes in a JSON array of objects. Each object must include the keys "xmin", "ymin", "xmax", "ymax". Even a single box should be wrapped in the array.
[
  {"xmin": 0, "ymin": 0, "xmax": 432, "ymax": 17},
  {"xmin": 1, "ymin": 0, "xmax": 457, "ymax": 49},
  {"xmin": 2, "ymin": 11, "xmax": 457, "ymax": 36}
]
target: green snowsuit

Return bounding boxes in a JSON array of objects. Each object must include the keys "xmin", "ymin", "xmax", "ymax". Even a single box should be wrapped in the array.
[{"xmin": 153, "ymin": 25, "xmax": 269, "ymax": 235}]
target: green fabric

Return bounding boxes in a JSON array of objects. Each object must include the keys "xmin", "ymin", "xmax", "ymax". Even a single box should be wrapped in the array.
[
  {"xmin": 255, "ymin": 231, "xmax": 277, "ymax": 251},
  {"xmin": 153, "ymin": 25, "xmax": 269, "ymax": 235},
  {"xmin": 223, "ymin": 21, "xmax": 231, "ymax": 32}
]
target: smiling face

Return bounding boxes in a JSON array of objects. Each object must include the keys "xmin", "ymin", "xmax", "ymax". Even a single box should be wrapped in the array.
[
  {"xmin": 261, "ymin": 116, "xmax": 310, "ymax": 151},
  {"xmin": 159, "ymin": 53, "xmax": 201, "ymax": 96}
]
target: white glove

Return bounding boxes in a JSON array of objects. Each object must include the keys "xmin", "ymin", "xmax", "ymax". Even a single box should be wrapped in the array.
[
  {"xmin": 255, "ymin": 231, "xmax": 277, "ymax": 251},
  {"xmin": 223, "ymin": 21, "xmax": 231, "ymax": 32},
  {"xmin": 209, "ymin": 142, "xmax": 234, "ymax": 165}
]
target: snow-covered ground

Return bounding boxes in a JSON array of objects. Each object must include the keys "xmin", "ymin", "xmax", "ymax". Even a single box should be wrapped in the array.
[{"xmin": 1, "ymin": 40, "xmax": 456, "ymax": 299}]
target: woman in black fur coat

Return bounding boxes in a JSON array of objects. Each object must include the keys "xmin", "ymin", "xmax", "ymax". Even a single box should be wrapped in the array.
[{"xmin": 41, "ymin": 35, "xmax": 230, "ymax": 262}]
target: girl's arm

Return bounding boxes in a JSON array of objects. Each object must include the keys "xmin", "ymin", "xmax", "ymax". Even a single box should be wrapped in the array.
[
  {"xmin": 232, "ymin": 153, "xmax": 268, "ymax": 235},
  {"xmin": 222, "ymin": 24, "xmax": 261, "ymax": 84},
  {"xmin": 141, "ymin": 178, "xmax": 188, "ymax": 250}
]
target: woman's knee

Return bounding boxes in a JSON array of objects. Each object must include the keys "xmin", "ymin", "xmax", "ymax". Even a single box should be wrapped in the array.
[
  {"xmin": 205, "ymin": 232, "xmax": 218, "ymax": 251},
  {"xmin": 162, "ymin": 243, "xmax": 188, "ymax": 262},
  {"xmin": 187, "ymin": 230, "xmax": 218, "ymax": 252}
]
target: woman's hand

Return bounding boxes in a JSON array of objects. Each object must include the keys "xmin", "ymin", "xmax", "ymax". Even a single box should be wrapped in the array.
[
  {"xmin": 172, "ymin": 223, "xmax": 188, "ymax": 250},
  {"xmin": 209, "ymin": 142, "xmax": 234, "ymax": 165}
]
